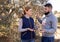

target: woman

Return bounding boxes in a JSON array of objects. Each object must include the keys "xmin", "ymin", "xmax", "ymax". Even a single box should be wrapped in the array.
[{"xmin": 18, "ymin": 6, "xmax": 35, "ymax": 42}]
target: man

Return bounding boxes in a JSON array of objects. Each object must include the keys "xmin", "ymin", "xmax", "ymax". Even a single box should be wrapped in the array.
[{"xmin": 36, "ymin": 3, "xmax": 58, "ymax": 42}]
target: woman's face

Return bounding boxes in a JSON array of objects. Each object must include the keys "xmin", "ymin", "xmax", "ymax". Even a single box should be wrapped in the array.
[{"xmin": 26, "ymin": 9, "xmax": 32, "ymax": 16}]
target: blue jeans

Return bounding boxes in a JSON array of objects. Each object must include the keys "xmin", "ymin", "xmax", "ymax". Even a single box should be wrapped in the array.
[
  {"xmin": 41, "ymin": 36, "xmax": 54, "ymax": 42},
  {"xmin": 21, "ymin": 39, "xmax": 35, "ymax": 42}
]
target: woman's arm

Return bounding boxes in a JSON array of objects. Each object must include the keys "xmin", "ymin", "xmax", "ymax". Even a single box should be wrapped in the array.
[{"xmin": 18, "ymin": 19, "xmax": 28, "ymax": 32}]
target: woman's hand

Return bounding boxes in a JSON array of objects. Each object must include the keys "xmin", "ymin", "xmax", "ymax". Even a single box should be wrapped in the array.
[{"xmin": 27, "ymin": 28, "xmax": 35, "ymax": 31}]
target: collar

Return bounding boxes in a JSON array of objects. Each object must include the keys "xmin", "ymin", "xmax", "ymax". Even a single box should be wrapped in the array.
[{"xmin": 24, "ymin": 15, "xmax": 30, "ymax": 19}]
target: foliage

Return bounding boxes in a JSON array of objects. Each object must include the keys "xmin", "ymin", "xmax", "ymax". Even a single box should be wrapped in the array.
[{"xmin": 0, "ymin": 0, "xmax": 48, "ymax": 42}]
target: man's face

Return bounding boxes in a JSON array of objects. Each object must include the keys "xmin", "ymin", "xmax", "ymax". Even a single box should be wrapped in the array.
[
  {"xmin": 44, "ymin": 6, "xmax": 52, "ymax": 12},
  {"xmin": 44, "ymin": 7, "xmax": 50, "ymax": 13},
  {"xmin": 44, "ymin": 7, "xmax": 52, "ymax": 15}
]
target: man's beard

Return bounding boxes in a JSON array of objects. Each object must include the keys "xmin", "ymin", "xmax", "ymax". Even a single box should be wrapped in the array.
[{"xmin": 44, "ymin": 12, "xmax": 50, "ymax": 15}]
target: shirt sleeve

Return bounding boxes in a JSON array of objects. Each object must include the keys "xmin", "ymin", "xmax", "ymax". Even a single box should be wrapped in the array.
[
  {"xmin": 18, "ymin": 18, "xmax": 28, "ymax": 32},
  {"xmin": 36, "ymin": 17, "xmax": 42, "ymax": 24},
  {"xmin": 45, "ymin": 17, "xmax": 58, "ymax": 34}
]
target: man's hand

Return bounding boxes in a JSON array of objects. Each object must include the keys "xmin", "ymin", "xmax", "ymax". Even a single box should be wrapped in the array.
[
  {"xmin": 40, "ymin": 29, "xmax": 45, "ymax": 33},
  {"xmin": 36, "ymin": 13, "xmax": 40, "ymax": 19}
]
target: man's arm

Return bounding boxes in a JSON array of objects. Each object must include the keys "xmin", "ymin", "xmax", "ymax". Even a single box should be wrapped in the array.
[
  {"xmin": 36, "ymin": 17, "xmax": 42, "ymax": 24},
  {"xmin": 45, "ymin": 18, "xmax": 58, "ymax": 34}
]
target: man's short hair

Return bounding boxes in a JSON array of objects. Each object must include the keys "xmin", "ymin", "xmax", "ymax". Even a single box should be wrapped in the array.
[{"xmin": 44, "ymin": 3, "xmax": 52, "ymax": 8}]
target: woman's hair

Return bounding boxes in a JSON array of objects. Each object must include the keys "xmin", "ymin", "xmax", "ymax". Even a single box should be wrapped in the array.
[
  {"xmin": 21, "ymin": 6, "xmax": 31, "ymax": 18},
  {"xmin": 24, "ymin": 6, "xmax": 31, "ymax": 14}
]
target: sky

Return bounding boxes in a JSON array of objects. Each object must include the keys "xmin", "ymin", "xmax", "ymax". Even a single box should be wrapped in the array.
[{"xmin": 48, "ymin": 0, "xmax": 60, "ymax": 12}]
